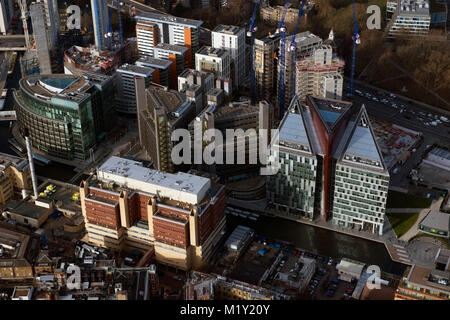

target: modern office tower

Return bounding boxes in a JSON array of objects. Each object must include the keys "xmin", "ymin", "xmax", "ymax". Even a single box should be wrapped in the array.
[
  {"xmin": 295, "ymin": 45, "xmax": 344, "ymax": 102},
  {"xmin": 153, "ymin": 43, "xmax": 188, "ymax": 88},
  {"xmin": 36, "ymin": 0, "xmax": 60, "ymax": 50},
  {"xmin": 91, "ymin": 0, "xmax": 110, "ymax": 51},
  {"xmin": 0, "ymin": 0, "xmax": 13, "ymax": 35},
  {"xmin": 277, "ymin": 32, "xmax": 322, "ymax": 113},
  {"xmin": 136, "ymin": 56, "xmax": 172, "ymax": 88},
  {"xmin": 388, "ymin": 0, "xmax": 431, "ymax": 36},
  {"xmin": 13, "ymin": 74, "xmax": 115, "ymax": 161},
  {"xmin": 135, "ymin": 79, "xmax": 195, "ymax": 173},
  {"xmin": 254, "ymin": 33, "xmax": 280, "ymax": 104},
  {"xmin": 211, "ymin": 25, "xmax": 246, "ymax": 86},
  {"xmin": 116, "ymin": 63, "xmax": 154, "ymax": 115},
  {"xmin": 266, "ymin": 99, "xmax": 322, "ymax": 219},
  {"xmin": 30, "ymin": 2, "xmax": 52, "ymax": 74},
  {"xmin": 331, "ymin": 107, "xmax": 389, "ymax": 235},
  {"xmin": 0, "ymin": 153, "xmax": 32, "ymax": 205},
  {"xmin": 135, "ymin": 12, "xmax": 202, "ymax": 68},
  {"xmin": 267, "ymin": 95, "xmax": 390, "ymax": 234},
  {"xmin": 195, "ymin": 47, "xmax": 231, "ymax": 80},
  {"xmin": 79, "ymin": 156, "xmax": 227, "ymax": 270},
  {"xmin": 178, "ymin": 69, "xmax": 215, "ymax": 111}
]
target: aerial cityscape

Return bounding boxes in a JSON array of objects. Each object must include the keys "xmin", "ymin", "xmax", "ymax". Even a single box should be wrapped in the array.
[{"xmin": 0, "ymin": 0, "xmax": 449, "ymax": 307}]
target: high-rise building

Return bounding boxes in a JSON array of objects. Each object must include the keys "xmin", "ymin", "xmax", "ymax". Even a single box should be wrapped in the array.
[
  {"xmin": 0, "ymin": 153, "xmax": 32, "ymax": 205},
  {"xmin": 135, "ymin": 12, "xmax": 202, "ymax": 68},
  {"xmin": 135, "ymin": 79, "xmax": 195, "ymax": 173},
  {"xmin": 253, "ymin": 33, "xmax": 280, "ymax": 104},
  {"xmin": 116, "ymin": 63, "xmax": 154, "ymax": 115},
  {"xmin": 153, "ymin": 43, "xmax": 188, "ymax": 89},
  {"xmin": 295, "ymin": 45, "xmax": 344, "ymax": 102},
  {"xmin": 211, "ymin": 25, "xmax": 246, "ymax": 86},
  {"xmin": 277, "ymin": 32, "xmax": 322, "ymax": 114},
  {"xmin": 267, "ymin": 96, "xmax": 389, "ymax": 234},
  {"xmin": 195, "ymin": 46, "xmax": 231, "ymax": 79},
  {"xmin": 14, "ymin": 74, "xmax": 115, "ymax": 161},
  {"xmin": 91, "ymin": 0, "xmax": 110, "ymax": 51},
  {"xmin": 79, "ymin": 156, "xmax": 227, "ymax": 270},
  {"xmin": 36, "ymin": 0, "xmax": 60, "ymax": 50},
  {"xmin": 178, "ymin": 69, "xmax": 215, "ymax": 112},
  {"xmin": 30, "ymin": 2, "xmax": 52, "ymax": 74},
  {"xmin": 388, "ymin": 0, "xmax": 431, "ymax": 36},
  {"xmin": 0, "ymin": 0, "xmax": 14, "ymax": 35}
]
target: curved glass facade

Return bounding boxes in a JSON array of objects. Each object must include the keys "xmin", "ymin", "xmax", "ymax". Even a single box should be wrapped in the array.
[{"xmin": 13, "ymin": 77, "xmax": 97, "ymax": 160}]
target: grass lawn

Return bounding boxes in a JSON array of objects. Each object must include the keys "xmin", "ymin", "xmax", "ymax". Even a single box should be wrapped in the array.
[
  {"xmin": 386, "ymin": 212, "xmax": 420, "ymax": 238},
  {"xmin": 386, "ymin": 190, "xmax": 432, "ymax": 209}
]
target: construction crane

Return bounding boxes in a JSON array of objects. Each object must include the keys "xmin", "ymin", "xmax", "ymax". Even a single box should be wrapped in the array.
[
  {"xmin": 276, "ymin": 0, "xmax": 291, "ymax": 120},
  {"xmin": 247, "ymin": 0, "xmax": 259, "ymax": 105},
  {"xmin": 349, "ymin": 0, "xmax": 360, "ymax": 100},
  {"xmin": 18, "ymin": 0, "xmax": 31, "ymax": 49},
  {"xmin": 288, "ymin": 0, "xmax": 306, "ymax": 102}
]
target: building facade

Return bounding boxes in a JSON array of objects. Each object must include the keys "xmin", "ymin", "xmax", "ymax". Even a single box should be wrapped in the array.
[
  {"xmin": 79, "ymin": 156, "xmax": 227, "ymax": 270},
  {"xmin": 388, "ymin": 0, "xmax": 431, "ymax": 36},
  {"xmin": 0, "ymin": 153, "xmax": 31, "ymax": 205},
  {"xmin": 14, "ymin": 74, "xmax": 115, "ymax": 161},
  {"xmin": 0, "ymin": 0, "xmax": 14, "ymax": 35},
  {"xmin": 195, "ymin": 47, "xmax": 231, "ymax": 80},
  {"xmin": 115, "ymin": 63, "xmax": 154, "ymax": 115},
  {"xmin": 295, "ymin": 45, "xmax": 344, "ymax": 102},
  {"xmin": 135, "ymin": 12, "xmax": 202, "ymax": 68},
  {"xmin": 211, "ymin": 25, "xmax": 246, "ymax": 87},
  {"xmin": 91, "ymin": 0, "xmax": 110, "ymax": 51}
]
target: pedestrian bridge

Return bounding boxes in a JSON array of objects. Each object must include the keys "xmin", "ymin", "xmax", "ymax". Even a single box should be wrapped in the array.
[{"xmin": 0, "ymin": 110, "xmax": 16, "ymax": 121}]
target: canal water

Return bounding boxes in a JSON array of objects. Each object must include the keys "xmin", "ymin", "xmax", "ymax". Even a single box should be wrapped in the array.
[{"xmin": 227, "ymin": 214, "xmax": 407, "ymax": 276}]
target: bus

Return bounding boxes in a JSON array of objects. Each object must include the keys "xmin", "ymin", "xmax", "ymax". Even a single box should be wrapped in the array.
[
  {"xmin": 8, "ymin": 138, "xmax": 25, "ymax": 155},
  {"xmin": 32, "ymin": 154, "xmax": 52, "ymax": 166}
]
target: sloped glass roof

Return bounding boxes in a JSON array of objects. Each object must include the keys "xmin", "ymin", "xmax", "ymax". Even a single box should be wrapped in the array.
[{"xmin": 279, "ymin": 112, "xmax": 310, "ymax": 150}]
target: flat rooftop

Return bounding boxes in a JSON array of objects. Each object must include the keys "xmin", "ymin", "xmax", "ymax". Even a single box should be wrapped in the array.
[
  {"xmin": 136, "ymin": 56, "xmax": 172, "ymax": 70},
  {"xmin": 3, "ymin": 200, "xmax": 49, "ymax": 220},
  {"xmin": 197, "ymin": 46, "xmax": 228, "ymax": 58},
  {"xmin": 0, "ymin": 152, "xmax": 29, "ymax": 172},
  {"xmin": 117, "ymin": 63, "xmax": 154, "ymax": 77},
  {"xmin": 407, "ymin": 265, "xmax": 450, "ymax": 294},
  {"xmin": 213, "ymin": 25, "xmax": 242, "ymax": 35},
  {"xmin": 155, "ymin": 43, "xmax": 188, "ymax": 55},
  {"xmin": 419, "ymin": 210, "xmax": 450, "ymax": 233},
  {"xmin": 97, "ymin": 156, "xmax": 211, "ymax": 205},
  {"xmin": 135, "ymin": 11, "xmax": 203, "ymax": 28}
]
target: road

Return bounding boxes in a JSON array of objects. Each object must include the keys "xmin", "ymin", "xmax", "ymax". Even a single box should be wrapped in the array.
[{"xmin": 351, "ymin": 84, "xmax": 450, "ymax": 189}]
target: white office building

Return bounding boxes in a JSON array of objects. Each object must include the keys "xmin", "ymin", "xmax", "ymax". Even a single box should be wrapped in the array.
[{"xmin": 211, "ymin": 25, "xmax": 246, "ymax": 86}]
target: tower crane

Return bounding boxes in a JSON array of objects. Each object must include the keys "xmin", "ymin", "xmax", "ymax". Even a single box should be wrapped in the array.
[
  {"xmin": 247, "ymin": 0, "xmax": 259, "ymax": 105},
  {"xmin": 288, "ymin": 0, "xmax": 306, "ymax": 102},
  {"xmin": 349, "ymin": 0, "xmax": 360, "ymax": 100}
]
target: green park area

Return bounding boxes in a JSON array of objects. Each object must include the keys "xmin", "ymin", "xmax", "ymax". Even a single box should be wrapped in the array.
[{"xmin": 386, "ymin": 212, "xmax": 419, "ymax": 238}]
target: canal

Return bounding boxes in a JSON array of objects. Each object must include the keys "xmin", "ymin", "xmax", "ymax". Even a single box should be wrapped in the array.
[{"xmin": 227, "ymin": 214, "xmax": 407, "ymax": 276}]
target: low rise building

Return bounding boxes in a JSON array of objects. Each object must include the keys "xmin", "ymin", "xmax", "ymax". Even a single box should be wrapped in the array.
[
  {"xmin": 336, "ymin": 258, "xmax": 365, "ymax": 282},
  {"xmin": 0, "ymin": 153, "xmax": 31, "ymax": 205},
  {"xmin": 79, "ymin": 156, "xmax": 227, "ymax": 270},
  {"xmin": 418, "ymin": 210, "xmax": 450, "ymax": 238},
  {"xmin": 2, "ymin": 200, "xmax": 53, "ymax": 229}
]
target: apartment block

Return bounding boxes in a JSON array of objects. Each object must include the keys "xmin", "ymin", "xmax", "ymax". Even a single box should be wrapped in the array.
[
  {"xmin": 295, "ymin": 45, "xmax": 344, "ymax": 102},
  {"xmin": 115, "ymin": 63, "xmax": 154, "ymax": 115},
  {"xmin": 135, "ymin": 12, "xmax": 202, "ymax": 68},
  {"xmin": 195, "ymin": 46, "xmax": 231, "ymax": 80},
  {"xmin": 178, "ymin": 69, "xmax": 215, "ymax": 112},
  {"xmin": 80, "ymin": 156, "xmax": 226, "ymax": 270},
  {"xmin": 211, "ymin": 25, "xmax": 246, "ymax": 86},
  {"xmin": 153, "ymin": 43, "xmax": 188, "ymax": 89},
  {"xmin": 388, "ymin": 0, "xmax": 431, "ymax": 36},
  {"xmin": 136, "ymin": 56, "xmax": 172, "ymax": 88},
  {"xmin": 0, "ymin": 153, "xmax": 32, "ymax": 205},
  {"xmin": 253, "ymin": 33, "xmax": 280, "ymax": 105}
]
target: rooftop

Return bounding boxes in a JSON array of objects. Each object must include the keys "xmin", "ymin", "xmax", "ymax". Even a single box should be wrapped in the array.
[
  {"xmin": 155, "ymin": 43, "xmax": 188, "ymax": 55},
  {"xmin": 97, "ymin": 156, "xmax": 211, "ymax": 205},
  {"xmin": 407, "ymin": 264, "xmax": 450, "ymax": 294},
  {"xmin": 277, "ymin": 109, "xmax": 312, "ymax": 155},
  {"xmin": 117, "ymin": 63, "xmax": 154, "ymax": 77},
  {"xmin": 197, "ymin": 46, "xmax": 229, "ymax": 58},
  {"xmin": 3, "ymin": 200, "xmax": 49, "ymax": 220},
  {"xmin": 135, "ymin": 12, "xmax": 203, "ymax": 28},
  {"xmin": 0, "ymin": 152, "xmax": 29, "ymax": 173},
  {"xmin": 419, "ymin": 210, "xmax": 450, "ymax": 233},
  {"xmin": 398, "ymin": 0, "xmax": 430, "ymax": 15},
  {"xmin": 136, "ymin": 56, "xmax": 172, "ymax": 70},
  {"xmin": 308, "ymin": 96, "xmax": 353, "ymax": 131},
  {"xmin": 64, "ymin": 45, "xmax": 118, "ymax": 75},
  {"xmin": 213, "ymin": 24, "xmax": 243, "ymax": 35}
]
